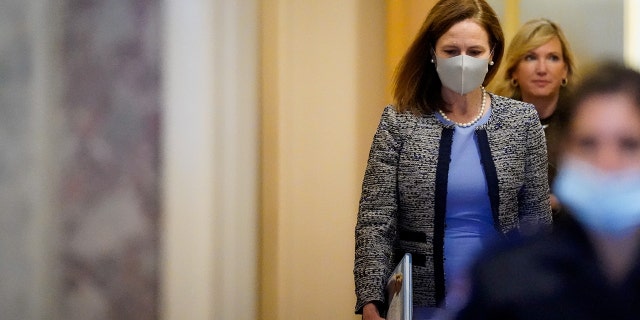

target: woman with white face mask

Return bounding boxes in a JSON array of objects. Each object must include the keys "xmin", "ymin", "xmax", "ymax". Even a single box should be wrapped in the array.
[
  {"xmin": 454, "ymin": 63, "xmax": 640, "ymax": 320},
  {"xmin": 353, "ymin": 1, "xmax": 552, "ymax": 319}
]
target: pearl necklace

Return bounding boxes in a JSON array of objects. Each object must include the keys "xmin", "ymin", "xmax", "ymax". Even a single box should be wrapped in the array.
[{"xmin": 438, "ymin": 87, "xmax": 486, "ymax": 127}]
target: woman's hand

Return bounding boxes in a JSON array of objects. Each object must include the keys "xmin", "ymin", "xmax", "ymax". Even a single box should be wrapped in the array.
[{"xmin": 362, "ymin": 302, "xmax": 385, "ymax": 320}]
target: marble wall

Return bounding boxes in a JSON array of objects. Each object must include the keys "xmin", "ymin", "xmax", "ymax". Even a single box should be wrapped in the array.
[
  {"xmin": 59, "ymin": 0, "xmax": 161, "ymax": 319},
  {"xmin": 0, "ymin": 1, "xmax": 161, "ymax": 319},
  {"xmin": 0, "ymin": 1, "xmax": 36, "ymax": 318}
]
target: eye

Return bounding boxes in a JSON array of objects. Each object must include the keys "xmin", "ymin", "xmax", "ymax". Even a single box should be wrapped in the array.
[
  {"xmin": 620, "ymin": 137, "xmax": 640, "ymax": 154},
  {"xmin": 467, "ymin": 50, "xmax": 483, "ymax": 57},
  {"xmin": 548, "ymin": 54, "xmax": 562, "ymax": 62},
  {"xmin": 572, "ymin": 136, "xmax": 598, "ymax": 155},
  {"xmin": 523, "ymin": 54, "xmax": 536, "ymax": 61},
  {"xmin": 443, "ymin": 49, "xmax": 459, "ymax": 56}
]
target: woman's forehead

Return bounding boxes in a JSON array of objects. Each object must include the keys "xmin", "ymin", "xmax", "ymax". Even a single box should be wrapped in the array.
[
  {"xmin": 436, "ymin": 20, "xmax": 489, "ymax": 47},
  {"xmin": 571, "ymin": 94, "xmax": 640, "ymax": 134}
]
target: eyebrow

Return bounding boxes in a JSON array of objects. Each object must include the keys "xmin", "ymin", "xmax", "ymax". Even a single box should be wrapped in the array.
[
  {"xmin": 528, "ymin": 49, "xmax": 562, "ymax": 55},
  {"xmin": 439, "ymin": 44, "xmax": 487, "ymax": 50}
]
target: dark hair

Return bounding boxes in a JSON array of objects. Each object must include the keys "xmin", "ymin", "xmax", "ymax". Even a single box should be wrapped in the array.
[
  {"xmin": 556, "ymin": 62, "xmax": 640, "ymax": 139},
  {"xmin": 393, "ymin": 0, "xmax": 504, "ymax": 115}
]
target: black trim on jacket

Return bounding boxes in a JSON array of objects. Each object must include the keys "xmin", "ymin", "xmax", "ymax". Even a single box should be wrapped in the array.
[
  {"xmin": 476, "ymin": 129, "xmax": 502, "ymax": 235},
  {"xmin": 434, "ymin": 127, "xmax": 454, "ymax": 305}
]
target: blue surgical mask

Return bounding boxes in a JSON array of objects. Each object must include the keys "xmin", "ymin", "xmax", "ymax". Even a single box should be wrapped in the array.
[
  {"xmin": 553, "ymin": 158, "xmax": 640, "ymax": 236},
  {"xmin": 436, "ymin": 54, "xmax": 489, "ymax": 95}
]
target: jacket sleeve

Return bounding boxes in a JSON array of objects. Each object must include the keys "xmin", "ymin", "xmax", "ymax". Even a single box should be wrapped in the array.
[
  {"xmin": 518, "ymin": 104, "xmax": 553, "ymax": 234},
  {"xmin": 353, "ymin": 105, "xmax": 404, "ymax": 313}
]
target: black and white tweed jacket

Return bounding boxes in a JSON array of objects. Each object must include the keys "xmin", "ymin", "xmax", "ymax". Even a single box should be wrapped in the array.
[{"xmin": 353, "ymin": 93, "xmax": 552, "ymax": 313}]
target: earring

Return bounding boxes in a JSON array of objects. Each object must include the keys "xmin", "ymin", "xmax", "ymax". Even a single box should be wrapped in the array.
[
  {"xmin": 431, "ymin": 59, "xmax": 435, "ymax": 63},
  {"xmin": 561, "ymin": 78, "xmax": 568, "ymax": 87},
  {"xmin": 489, "ymin": 61, "xmax": 494, "ymax": 66},
  {"xmin": 510, "ymin": 78, "xmax": 519, "ymax": 87}
]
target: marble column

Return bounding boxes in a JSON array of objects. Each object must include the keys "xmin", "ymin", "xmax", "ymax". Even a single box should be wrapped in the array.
[
  {"xmin": 58, "ymin": 0, "xmax": 161, "ymax": 319},
  {"xmin": 2, "ymin": 0, "xmax": 260, "ymax": 318},
  {"xmin": 0, "ymin": 1, "xmax": 40, "ymax": 318}
]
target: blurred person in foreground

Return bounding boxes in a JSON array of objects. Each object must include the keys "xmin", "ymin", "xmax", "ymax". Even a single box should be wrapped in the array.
[
  {"xmin": 353, "ymin": 0, "xmax": 552, "ymax": 319},
  {"xmin": 493, "ymin": 18, "xmax": 577, "ymax": 214},
  {"xmin": 454, "ymin": 62, "xmax": 640, "ymax": 319}
]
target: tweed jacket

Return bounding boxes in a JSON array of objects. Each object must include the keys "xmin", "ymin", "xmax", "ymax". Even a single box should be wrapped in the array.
[{"xmin": 353, "ymin": 93, "xmax": 552, "ymax": 313}]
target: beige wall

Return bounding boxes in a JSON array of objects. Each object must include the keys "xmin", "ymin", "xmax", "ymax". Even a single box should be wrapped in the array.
[
  {"xmin": 260, "ymin": 1, "xmax": 386, "ymax": 319},
  {"xmin": 385, "ymin": 0, "xmax": 436, "ymax": 100}
]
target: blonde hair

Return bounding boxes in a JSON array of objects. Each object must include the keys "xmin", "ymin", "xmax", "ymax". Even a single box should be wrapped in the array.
[{"xmin": 492, "ymin": 18, "xmax": 576, "ymax": 100}]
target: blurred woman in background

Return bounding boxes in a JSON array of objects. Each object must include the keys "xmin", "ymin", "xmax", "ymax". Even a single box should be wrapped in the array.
[{"xmin": 456, "ymin": 62, "xmax": 640, "ymax": 319}]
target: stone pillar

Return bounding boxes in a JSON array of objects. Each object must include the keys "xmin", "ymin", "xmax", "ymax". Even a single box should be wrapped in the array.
[{"xmin": 58, "ymin": 1, "xmax": 162, "ymax": 319}]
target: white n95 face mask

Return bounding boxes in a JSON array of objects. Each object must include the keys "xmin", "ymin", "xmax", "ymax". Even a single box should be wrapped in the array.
[
  {"xmin": 553, "ymin": 158, "xmax": 640, "ymax": 236},
  {"xmin": 436, "ymin": 54, "xmax": 489, "ymax": 95}
]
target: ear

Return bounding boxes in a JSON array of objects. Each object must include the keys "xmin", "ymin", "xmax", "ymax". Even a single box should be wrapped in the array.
[{"xmin": 562, "ymin": 64, "xmax": 569, "ymax": 79}]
